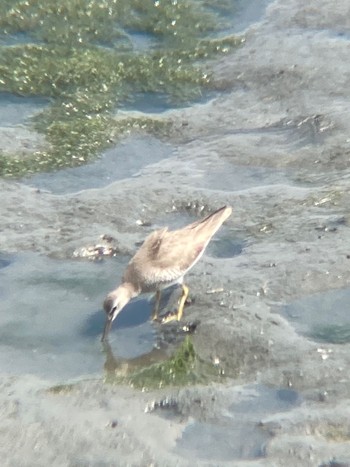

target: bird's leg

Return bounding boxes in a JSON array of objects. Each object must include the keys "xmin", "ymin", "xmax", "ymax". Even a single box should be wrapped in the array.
[
  {"xmin": 176, "ymin": 283, "xmax": 189, "ymax": 321},
  {"xmin": 152, "ymin": 290, "xmax": 161, "ymax": 321},
  {"xmin": 161, "ymin": 283, "xmax": 189, "ymax": 323}
]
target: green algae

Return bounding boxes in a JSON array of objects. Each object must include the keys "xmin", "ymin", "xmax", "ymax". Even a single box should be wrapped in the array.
[
  {"xmin": 0, "ymin": 0, "xmax": 241, "ymax": 177},
  {"xmin": 0, "ymin": 115, "xmax": 171, "ymax": 177},
  {"xmin": 47, "ymin": 383, "xmax": 76, "ymax": 394},
  {"xmin": 127, "ymin": 336, "xmax": 197, "ymax": 388},
  {"xmin": 105, "ymin": 336, "xmax": 223, "ymax": 389}
]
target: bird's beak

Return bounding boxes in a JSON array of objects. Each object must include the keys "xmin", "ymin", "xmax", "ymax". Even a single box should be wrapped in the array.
[{"xmin": 101, "ymin": 315, "xmax": 113, "ymax": 342}]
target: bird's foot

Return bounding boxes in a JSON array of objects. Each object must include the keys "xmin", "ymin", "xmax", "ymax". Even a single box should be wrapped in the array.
[{"xmin": 160, "ymin": 310, "xmax": 178, "ymax": 324}]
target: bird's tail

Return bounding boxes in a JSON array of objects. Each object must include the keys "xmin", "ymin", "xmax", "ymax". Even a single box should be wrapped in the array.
[{"xmin": 189, "ymin": 205, "xmax": 232, "ymax": 237}]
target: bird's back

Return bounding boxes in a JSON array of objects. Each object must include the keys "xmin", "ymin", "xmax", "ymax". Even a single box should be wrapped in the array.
[{"xmin": 123, "ymin": 206, "xmax": 232, "ymax": 291}]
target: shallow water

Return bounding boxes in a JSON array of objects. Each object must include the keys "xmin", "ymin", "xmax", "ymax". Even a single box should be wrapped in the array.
[
  {"xmin": 19, "ymin": 125, "xmax": 314, "ymax": 197},
  {"xmin": 0, "ymin": 206, "xmax": 244, "ymax": 383},
  {"xmin": 224, "ymin": 0, "xmax": 271, "ymax": 34},
  {"xmin": 22, "ymin": 135, "xmax": 174, "ymax": 194},
  {"xmin": 0, "ymin": 251, "xmax": 158, "ymax": 380},
  {"xmin": 282, "ymin": 288, "xmax": 350, "ymax": 344},
  {"xmin": 190, "ymin": 163, "xmax": 295, "ymax": 192},
  {"xmin": 176, "ymin": 384, "xmax": 301, "ymax": 461},
  {"xmin": 0, "ymin": 92, "xmax": 48, "ymax": 127}
]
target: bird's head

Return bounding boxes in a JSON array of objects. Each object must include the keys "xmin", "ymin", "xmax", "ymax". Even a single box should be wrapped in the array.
[{"xmin": 101, "ymin": 284, "xmax": 134, "ymax": 341}]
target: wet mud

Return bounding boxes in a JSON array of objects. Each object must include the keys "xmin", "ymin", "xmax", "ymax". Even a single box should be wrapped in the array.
[{"xmin": 1, "ymin": 0, "xmax": 350, "ymax": 465}]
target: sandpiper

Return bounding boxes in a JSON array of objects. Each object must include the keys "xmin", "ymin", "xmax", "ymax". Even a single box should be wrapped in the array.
[{"xmin": 102, "ymin": 205, "xmax": 232, "ymax": 341}]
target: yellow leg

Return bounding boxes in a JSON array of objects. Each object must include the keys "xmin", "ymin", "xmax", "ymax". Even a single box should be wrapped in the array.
[
  {"xmin": 161, "ymin": 283, "xmax": 189, "ymax": 323},
  {"xmin": 152, "ymin": 290, "xmax": 161, "ymax": 321},
  {"xmin": 176, "ymin": 283, "xmax": 189, "ymax": 321}
]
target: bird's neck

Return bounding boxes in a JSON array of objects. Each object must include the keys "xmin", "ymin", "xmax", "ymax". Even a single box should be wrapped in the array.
[{"xmin": 120, "ymin": 281, "xmax": 140, "ymax": 298}]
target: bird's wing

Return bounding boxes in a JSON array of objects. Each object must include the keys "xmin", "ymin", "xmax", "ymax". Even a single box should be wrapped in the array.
[
  {"xmin": 145, "ymin": 227, "xmax": 204, "ymax": 270},
  {"xmin": 127, "ymin": 206, "xmax": 232, "ymax": 282},
  {"xmin": 141, "ymin": 227, "xmax": 169, "ymax": 259},
  {"xmin": 125, "ymin": 227, "xmax": 185, "ymax": 285}
]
